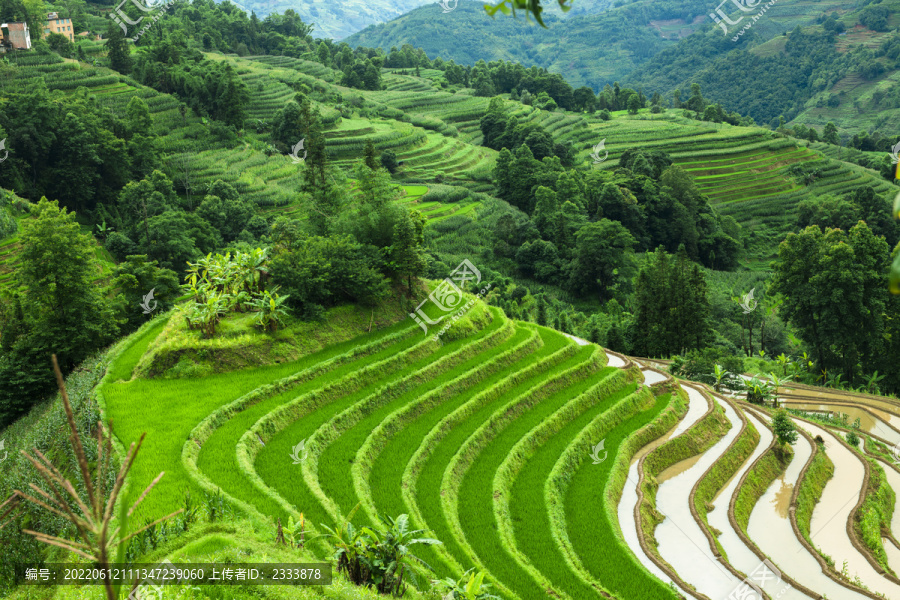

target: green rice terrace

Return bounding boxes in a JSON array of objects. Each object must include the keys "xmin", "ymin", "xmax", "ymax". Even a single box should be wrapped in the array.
[
  {"xmin": 4, "ymin": 49, "xmax": 895, "ymax": 253},
  {"xmin": 10, "ymin": 281, "xmax": 897, "ymax": 600}
]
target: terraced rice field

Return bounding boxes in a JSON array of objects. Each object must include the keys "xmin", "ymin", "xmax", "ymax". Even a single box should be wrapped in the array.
[
  {"xmin": 100, "ymin": 295, "xmax": 694, "ymax": 599},
  {"xmin": 15, "ymin": 51, "xmax": 895, "ymax": 238},
  {"xmin": 98, "ymin": 286, "xmax": 900, "ymax": 599}
]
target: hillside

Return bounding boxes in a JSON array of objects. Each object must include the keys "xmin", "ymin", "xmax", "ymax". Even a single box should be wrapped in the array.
[
  {"xmin": 2, "ymin": 2, "xmax": 900, "ymax": 599},
  {"xmin": 347, "ymin": 0, "xmax": 900, "ymax": 137},
  {"xmin": 8, "ymin": 282, "xmax": 900, "ymax": 600},
  {"xmin": 346, "ymin": 0, "xmax": 683, "ymax": 89}
]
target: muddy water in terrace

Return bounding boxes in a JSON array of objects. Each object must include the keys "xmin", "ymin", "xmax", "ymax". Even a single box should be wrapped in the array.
[
  {"xmin": 746, "ymin": 413, "xmax": 864, "ymax": 599},
  {"xmin": 783, "ymin": 402, "xmax": 900, "ymax": 446},
  {"xmin": 654, "ymin": 389, "xmax": 743, "ymax": 599},
  {"xmin": 615, "ymin": 375, "xmax": 708, "ymax": 595},
  {"xmin": 707, "ymin": 410, "xmax": 809, "ymax": 600},
  {"xmin": 800, "ymin": 421, "xmax": 900, "ymax": 598}
]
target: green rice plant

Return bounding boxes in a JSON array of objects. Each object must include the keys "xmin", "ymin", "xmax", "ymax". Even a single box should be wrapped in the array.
[
  {"xmin": 353, "ymin": 324, "xmax": 536, "ymax": 531},
  {"xmin": 554, "ymin": 388, "xmax": 683, "ymax": 600},
  {"xmin": 854, "ymin": 459, "xmax": 896, "ymax": 574},
  {"xmin": 403, "ymin": 328, "xmax": 577, "ymax": 581},
  {"xmin": 191, "ymin": 322, "xmax": 420, "ymax": 522},
  {"xmin": 243, "ymin": 306, "xmax": 495, "ymax": 549},
  {"xmin": 442, "ymin": 345, "xmax": 609, "ymax": 598},
  {"xmin": 494, "ymin": 378, "xmax": 645, "ymax": 599},
  {"xmin": 300, "ymin": 308, "xmax": 507, "ymax": 525},
  {"xmin": 733, "ymin": 442, "xmax": 793, "ymax": 533},
  {"xmin": 692, "ymin": 411, "xmax": 761, "ymax": 558}
]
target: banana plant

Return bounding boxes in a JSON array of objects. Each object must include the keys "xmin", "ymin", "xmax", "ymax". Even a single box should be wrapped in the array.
[
  {"xmin": 775, "ymin": 353, "xmax": 790, "ymax": 376},
  {"xmin": 434, "ymin": 569, "xmax": 501, "ymax": 600},
  {"xmin": 95, "ymin": 219, "xmax": 113, "ymax": 241},
  {"xmin": 251, "ymin": 290, "xmax": 290, "ymax": 333},
  {"xmin": 712, "ymin": 364, "xmax": 729, "ymax": 393},
  {"xmin": 746, "ymin": 376, "xmax": 773, "ymax": 405},
  {"xmin": 768, "ymin": 373, "xmax": 791, "ymax": 407},
  {"xmin": 360, "ymin": 514, "xmax": 441, "ymax": 596},
  {"xmin": 865, "ymin": 371, "xmax": 886, "ymax": 394}
]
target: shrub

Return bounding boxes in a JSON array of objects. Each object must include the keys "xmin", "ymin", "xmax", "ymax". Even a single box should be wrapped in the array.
[
  {"xmin": 420, "ymin": 185, "xmax": 470, "ymax": 204},
  {"xmin": 319, "ymin": 509, "xmax": 441, "ymax": 597},
  {"xmin": 381, "ymin": 149, "xmax": 399, "ymax": 174}
]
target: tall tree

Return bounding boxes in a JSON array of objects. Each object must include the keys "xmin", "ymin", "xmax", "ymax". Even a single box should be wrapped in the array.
[
  {"xmin": 0, "ymin": 199, "xmax": 118, "ymax": 423},
  {"xmin": 631, "ymin": 247, "xmax": 712, "ymax": 357},
  {"xmin": 105, "ymin": 20, "xmax": 132, "ymax": 74},
  {"xmin": 771, "ymin": 223, "xmax": 889, "ymax": 384},
  {"xmin": 566, "ymin": 219, "xmax": 635, "ymax": 301},
  {"xmin": 364, "ymin": 139, "xmax": 378, "ymax": 171}
]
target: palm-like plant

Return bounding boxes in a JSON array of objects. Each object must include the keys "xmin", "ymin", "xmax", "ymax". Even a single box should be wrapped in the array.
[
  {"xmin": 768, "ymin": 373, "xmax": 792, "ymax": 407},
  {"xmin": 865, "ymin": 371, "xmax": 886, "ymax": 394},
  {"xmin": 317, "ymin": 504, "xmax": 370, "ymax": 586},
  {"xmin": 746, "ymin": 376, "xmax": 773, "ymax": 405},
  {"xmin": 317, "ymin": 507, "xmax": 442, "ymax": 597},
  {"xmin": 95, "ymin": 219, "xmax": 114, "ymax": 241},
  {"xmin": 361, "ymin": 514, "xmax": 441, "ymax": 595},
  {"xmin": 0, "ymin": 356, "xmax": 182, "ymax": 600},
  {"xmin": 433, "ymin": 569, "xmax": 501, "ymax": 600},
  {"xmin": 251, "ymin": 290, "xmax": 290, "ymax": 333},
  {"xmin": 712, "ymin": 364, "xmax": 730, "ymax": 393}
]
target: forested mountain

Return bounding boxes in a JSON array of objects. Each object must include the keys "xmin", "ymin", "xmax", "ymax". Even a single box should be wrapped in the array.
[
  {"xmin": 224, "ymin": 0, "xmax": 434, "ymax": 39},
  {"xmin": 217, "ymin": 0, "xmax": 615, "ymax": 39},
  {"xmin": 347, "ymin": 0, "xmax": 900, "ymax": 137}
]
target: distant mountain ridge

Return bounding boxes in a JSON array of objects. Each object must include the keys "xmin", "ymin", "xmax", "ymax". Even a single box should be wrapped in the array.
[
  {"xmin": 221, "ymin": 0, "xmax": 435, "ymax": 39},
  {"xmin": 346, "ymin": 0, "xmax": 900, "ymax": 135},
  {"xmin": 345, "ymin": 0, "xmax": 681, "ymax": 89}
]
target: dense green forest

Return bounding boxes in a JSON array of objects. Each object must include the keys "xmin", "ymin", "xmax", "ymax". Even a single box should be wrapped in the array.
[{"xmin": 348, "ymin": 0, "xmax": 900, "ymax": 139}]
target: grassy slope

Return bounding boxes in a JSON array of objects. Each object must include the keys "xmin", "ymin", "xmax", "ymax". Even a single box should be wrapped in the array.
[{"xmin": 100, "ymin": 299, "xmax": 418, "ymax": 522}]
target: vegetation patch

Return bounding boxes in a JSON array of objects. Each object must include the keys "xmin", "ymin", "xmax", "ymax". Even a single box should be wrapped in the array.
[
  {"xmin": 693, "ymin": 411, "xmax": 760, "ymax": 558},
  {"xmin": 795, "ymin": 440, "xmax": 835, "ymax": 555},
  {"xmin": 853, "ymin": 458, "xmax": 897, "ymax": 575}
]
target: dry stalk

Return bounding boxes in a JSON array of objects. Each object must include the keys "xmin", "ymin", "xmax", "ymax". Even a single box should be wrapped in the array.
[{"xmin": 0, "ymin": 354, "xmax": 183, "ymax": 600}]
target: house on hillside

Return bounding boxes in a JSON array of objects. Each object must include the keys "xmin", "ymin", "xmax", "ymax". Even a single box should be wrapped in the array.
[
  {"xmin": 44, "ymin": 12, "xmax": 74, "ymax": 42},
  {"xmin": 0, "ymin": 22, "xmax": 31, "ymax": 50}
]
